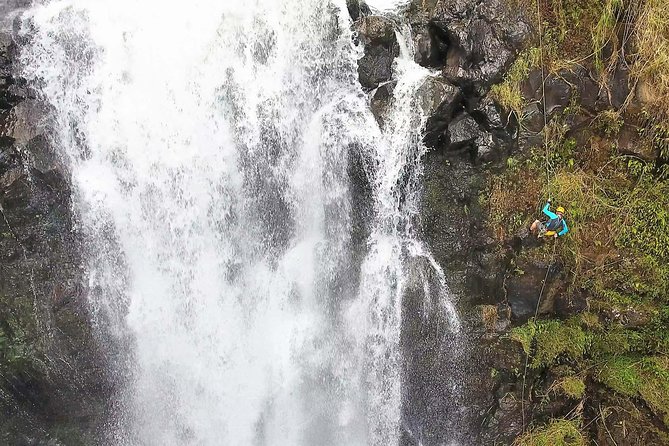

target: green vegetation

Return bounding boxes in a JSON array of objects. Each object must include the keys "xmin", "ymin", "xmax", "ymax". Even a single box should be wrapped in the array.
[
  {"xmin": 493, "ymin": 0, "xmax": 669, "ymax": 120},
  {"xmin": 557, "ymin": 375, "xmax": 586, "ymax": 399},
  {"xmin": 487, "ymin": 0, "xmax": 669, "ymax": 440},
  {"xmin": 490, "ymin": 47, "xmax": 541, "ymax": 115},
  {"xmin": 633, "ymin": 0, "xmax": 669, "ymax": 119},
  {"xmin": 514, "ymin": 419, "xmax": 587, "ymax": 446},
  {"xmin": 511, "ymin": 319, "xmax": 587, "ymax": 368},
  {"xmin": 596, "ymin": 356, "xmax": 669, "ymax": 425}
]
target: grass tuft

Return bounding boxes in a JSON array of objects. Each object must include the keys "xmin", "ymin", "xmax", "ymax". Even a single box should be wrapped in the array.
[
  {"xmin": 558, "ymin": 375, "xmax": 586, "ymax": 399},
  {"xmin": 514, "ymin": 419, "xmax": 587, "ymax": 446}
]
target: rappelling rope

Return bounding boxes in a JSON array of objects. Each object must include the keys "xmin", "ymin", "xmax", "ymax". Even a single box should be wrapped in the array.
[
  {"xmin": 520, "ymin": 240, "xmax": 558, "ymax": 432},
  {"xmin": 520, "ymin": 0, "xmax": 558, "ymax": 432},
  {"xmin": 536, "ymin": 0, "xmax": 552, "ymax": 191}
]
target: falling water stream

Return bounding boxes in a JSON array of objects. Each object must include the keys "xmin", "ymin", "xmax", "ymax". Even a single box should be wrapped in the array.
[{"xmin": 19, "ymin": 0, "xmax": 459, "ymax": 444}]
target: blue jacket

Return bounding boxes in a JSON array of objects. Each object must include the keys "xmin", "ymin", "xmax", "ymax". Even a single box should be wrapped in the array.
[{"xmin": 542, "ymin": 202, "xmax": 569, "ymax": 236}]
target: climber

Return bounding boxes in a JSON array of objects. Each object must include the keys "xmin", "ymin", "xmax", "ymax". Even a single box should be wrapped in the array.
[{"xmin": 530, "ymin": 199, "xmax": 569, "ymax": 238}]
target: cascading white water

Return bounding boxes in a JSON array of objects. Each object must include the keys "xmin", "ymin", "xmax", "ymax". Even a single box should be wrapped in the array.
[{"xmin": 19, "ymin": 0, "xmax": 459, "ymax": 444}]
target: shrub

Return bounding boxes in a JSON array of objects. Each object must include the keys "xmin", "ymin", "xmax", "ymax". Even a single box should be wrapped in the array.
[{"xmin": 489, "ymin": 47, "xmax": 541, "ymax": 116}]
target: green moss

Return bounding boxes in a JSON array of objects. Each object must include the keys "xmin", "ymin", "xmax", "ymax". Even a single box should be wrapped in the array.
[
  {"xmin": 644, "ymin": 306, "xmax": 669, "ymax": 355},
  {"xmin": 511, "ymin": 320, "xmax": 588, "ymax": 368},
  {"xmin": 558, "ymin": 376, "xmax": 586, "ymax": 399},
  {"xmin": 597, "ymin": 356, "xmax": 641, "ymax": 396},
  {"xmin": 616, "ymin": 179, "xmax": 669, "ymax": 264},
  {"xmin": 639, "ymin": 357, "xmax": 669, "ymax": 425},
  {"xmin": 514, "ymin": 419, "xmax": 587, "ymax": 446},
  {"xmin": 577, "ymin": 312, "xmax": 602, "ymax": 330},
  {"xmin": 511, "ymin": 321, "xmax": 539, "ymax": 355},
  {"xmin": 591, "ymin": 329, "xmax": 644, "ymax": 358},
  {"xmin": 534, "ymin": 322, "xmax": 587, "ymax": 368}
]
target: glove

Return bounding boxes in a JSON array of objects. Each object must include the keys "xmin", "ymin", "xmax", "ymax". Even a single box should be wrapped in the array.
[
  {"xmin": 554, "ymin": 233, "xmax": 558, "ymax": 238},
  {"xmin": 547, "ymin": 198, "xmax": 552, "ymax": 204}
]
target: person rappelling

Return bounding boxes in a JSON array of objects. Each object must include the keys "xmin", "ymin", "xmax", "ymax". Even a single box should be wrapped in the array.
[{"xmin": 530, "ymin": 199, "xmax": 569, "ymax": 238}]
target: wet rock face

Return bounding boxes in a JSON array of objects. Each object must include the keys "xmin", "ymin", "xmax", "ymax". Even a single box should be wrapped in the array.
[
  {"xmin": 422, "ymin": 93, "xmax": 515, "ymax": 164},
  {"xmin": 504, "ymin": 260, "xmax": 565, "ymax": 323},
  {"xmin": 354, "ymin": 0, "xmax": 528, "ymax": 164},
  {"xmin": 355, "ymin": 15, "xmax": 400, "ymax": 89},
  {"xmin": 348, "ymin": 1, "xmax": 532, "ymax": 443},
  {"xmin": 412, "ymin": 0, "xmax": 530, "ymax": 92},
  {"xmin": 409, "ymin": 0, "xmax": 529, "ymax": 164},
  {"xmin": 346, "ymin": 0, "xmax": 371, "ymax": 22},
  {"xmin": 0, "ymin": 19, "xmax": 110, "ymax": 444}
]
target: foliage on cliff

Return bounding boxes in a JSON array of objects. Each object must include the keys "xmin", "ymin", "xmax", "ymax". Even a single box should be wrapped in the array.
[{"xmin": 487, "ymin": 0, "xmax": 669, "ymax": 443}]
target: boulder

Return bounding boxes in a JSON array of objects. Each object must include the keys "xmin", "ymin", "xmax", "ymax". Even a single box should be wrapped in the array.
[
  {"xmin": 554, "ymin": 291, "xmax": 588, "ymax": 318},
  {"xmin": 521, "ymin": 102, "xmax": 545, "ymax": 134},
  {"xmin": 426, "ymin": 110, "xmax": 505, "ymax": 163},
  {"xmin": 606, "ymin": 63, "xmax": 631, "ymax": 109},
  {"xmin": 505, "ymin": 259, "xmax": 563, "ymax": 323},
  {"xmin": 355, "ymin": 15, "xmax": 399, "ymax": 89},
  {"xmin": 369, "ymin": 81, "xmax": 395, "ymax": 126},
  {"xmin": 427, "ymin": 0, "xmax": 531, "ymax": 92},
  {"xmin": 542, "ymin": 75, "xmax": 572, "ymax": 118},
  {"xmin": 346, "ymin": 0, "xmax": 371, "ymax": 22},
  {"xmin": 561, "ymin": 66, "xmax": 600, "ymax": 111},
  {"xmin": 448, "ymin": 112, "xmax": 479, "ymax": 151},
  {"xmin": 422, "ymin": 77, "xmax": 462, "ymax": 148},
  {"xmin": 519, "ymin": 69, "xmax": 545, "ymax": 101},
  {"xmin": 472, "ymin": 96, "xmax": 508, "ymax": 132},
  {"xmin": 616, "ymin": 123, "xmax": 657, "ymax": 161},
  {"xmin": 417, "ymin": 75, "xmax": 459, "ymax": 117}
]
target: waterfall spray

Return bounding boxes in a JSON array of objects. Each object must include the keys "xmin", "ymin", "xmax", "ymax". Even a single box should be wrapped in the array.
[{"xmin": 19, "ymin": 0, "xmax": 459, "ymax": 444}]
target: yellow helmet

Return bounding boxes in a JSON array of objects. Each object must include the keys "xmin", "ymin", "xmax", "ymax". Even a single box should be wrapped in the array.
[{"xmin": 556, "ymin": 206, "xmax": 565, "ymax": 214}]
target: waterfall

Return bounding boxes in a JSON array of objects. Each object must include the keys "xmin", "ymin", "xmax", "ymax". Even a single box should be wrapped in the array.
[{"xmin": 19, "ymin": 0, "xmax": 459, "ymax": 444}]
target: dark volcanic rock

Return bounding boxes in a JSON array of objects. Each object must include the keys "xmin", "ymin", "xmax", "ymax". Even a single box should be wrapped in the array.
[
  {"xmin": 448, "ymin": 113, "xmax": 479, "ymax": 151},
  {"xmin": 561, "ymin": 67, "xmax": 600, "ymax": 110},
  {"xmin": 346, "ymin": 0, "xmax": 371, "ymax": 21},
  {"xmin": 426, "ymin": 0, "xmax": 531, "ymax": 92},
  {"xmin": 355, "ymin": 15, "xmax": 400, "ymax": 89},
  {"xmin": 542, "ymin": 75, "xmax": 572, "ymax": 118},
  {"xmin": 505, "ymin": 259, "xmax": 563, "ymax": 323},
  {"xmin": 0, "ymin": 18, "xmax": 111, "ymax": 445},
  {"xmin": 617, "ymin": 123, "xmax": 657, "ymax": 160},
  {"xmin": 370, "ymin": 80, "xmax": 395, "ymax": 126},
  {"xmin": 422, "ymin": 77, "xmax": 462, "ymax": 148},
  {"xmin": 472, "ymin": 96, "xmax": 508, "ymax": 132}
]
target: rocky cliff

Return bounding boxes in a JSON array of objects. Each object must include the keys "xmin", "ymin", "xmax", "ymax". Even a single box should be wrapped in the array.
[
  {"xmin": 353, "ymin": 0, "xmax": 669, "ymax": 444},
  {"xmin": 0, "ymin": 4, "xmax": 111, "ymax": 444}
]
